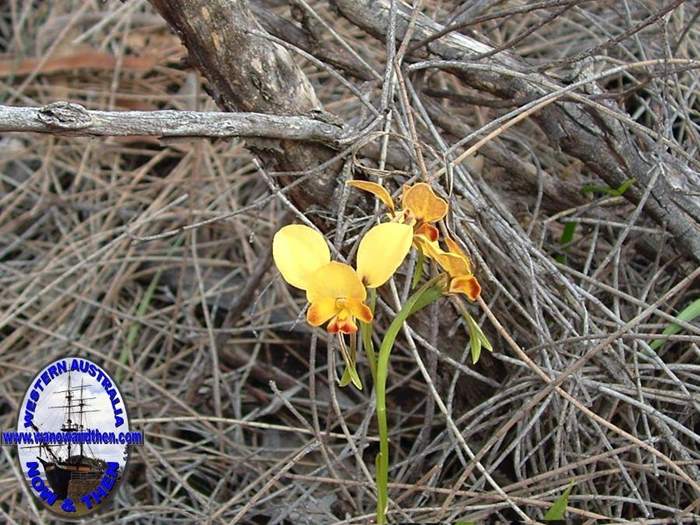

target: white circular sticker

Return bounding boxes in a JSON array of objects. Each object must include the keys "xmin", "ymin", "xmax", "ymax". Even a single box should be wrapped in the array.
[{"xmin": 11, "ymin": 357, "xmax": 140, "ymax": 518}]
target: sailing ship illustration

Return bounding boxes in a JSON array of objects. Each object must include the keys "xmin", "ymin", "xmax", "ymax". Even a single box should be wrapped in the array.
[{"xmin": 26, "ymin": 371, "xmax": 110, "ymax": 500}]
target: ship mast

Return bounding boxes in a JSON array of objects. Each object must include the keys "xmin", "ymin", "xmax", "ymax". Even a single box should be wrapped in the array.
[
  {"xmin": 48, "ymin": 372, "xmax": 98, "ymax": 462},
  {"xmin": 59, "ymin": 371, "xmax": 82, "ymax": 459},
  {"xmin": 78, "ymin": 378, "xmax": 85, "ymax": 458},
  {"xmin": 65, "ymin": 371, "xmax": 72, "ymax": 459}
]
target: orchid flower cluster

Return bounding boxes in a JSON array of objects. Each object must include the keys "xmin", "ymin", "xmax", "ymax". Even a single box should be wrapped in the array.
[
  {"xmin": 272, "ymin": 179, "xmax": 488, "ymax": 525},
  {"xmin": 272, "ymin": 181, "xmax": 481, "ymax": 336},
  {"xmin": 348, "ymin": 180, "xmax": 481, "ymax": 301}
]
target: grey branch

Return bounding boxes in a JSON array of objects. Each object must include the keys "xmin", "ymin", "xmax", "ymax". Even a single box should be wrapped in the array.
[{"xmin": 0, "ymin": 101, "xmax": 345, "ymax": 144}]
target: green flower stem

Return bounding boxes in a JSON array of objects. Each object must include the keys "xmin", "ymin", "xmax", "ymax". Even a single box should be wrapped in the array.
[
  {"xmin": 411, "ymin": 250, "xmax": 425, "ymax": 290},
  {"xmin": 374, "ymin": 277, "xmax": 443, "ymax": 525}
]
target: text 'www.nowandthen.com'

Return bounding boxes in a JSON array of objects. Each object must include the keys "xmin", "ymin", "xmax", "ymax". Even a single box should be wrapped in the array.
[{"xmin": 1, "ymin": 430, "xmax": 143, "ymax": 446}]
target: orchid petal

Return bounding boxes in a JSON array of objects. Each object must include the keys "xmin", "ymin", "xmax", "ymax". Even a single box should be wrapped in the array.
[
  {"xmin": 356, "ymin": 223, "xmax": 413, "ymax": 288},
  {"xmin": 435, "ymin": 251, "xmax": 471, "ymax": 277},
  {"xmin": 273, "ymin": 225, "xmax": 330, "ymax": 290},
  {"xmin": 414, "ymin": 222, "xmax": 439, "ymax": 243},
  {"xmin": 445, "ymin": 236, "xmax": 468, "ymax": 260},
  {"xmin": 450, "ymin": 275, "xmax": 481, "ymax": 301},
  {"xmin": 402, "ymin": 183, "xmax": 448, "ymax": 223},
  {"xmin": 417, "ymin": 237, "xmax": 445, "ymax": 260},
  {"xmin": 306, "ymin": 297, "xmax": 338, "ymax": 327},
  {"xmin": 347, "ymin": 180, "xmax": 395, "ymax": 211},
  {"xmin": 306, "ymin": 261, "xmax": 366, "ymax": 304},
  {"xmin": 347, "ymin": 298, "xmax": 373, "ymax": 323},
  {"xmin": 328, "ymin": 316, "xmax": 358, "ymax": 334}
]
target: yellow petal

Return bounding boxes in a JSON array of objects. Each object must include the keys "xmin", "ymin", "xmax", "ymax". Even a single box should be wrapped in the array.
[
  {"xmin": 356, "ymin": 223, "xmax": 413, "ymax": 288},
  {"xmin": 306, "ymin": 297, "xmax": 338, "ymax": 327},
  {"xmin": 346, "ymin": 180, "xmax": 395, "ymax": 211},
  {"xmin": 435, "ymin": 251, "xmax": 471, "ymax": 278},
  {"xmin": 272, "ymin": 225, "xmax": 331, "ymax": 290},
  {"xmin": 450, "ymin": 275, "xmax": 481, "ymax": 301},
  {"xmin": 401, "ymin": 183, "xmax": 448, "ymax": 223},
  {"xmin": 306, "ymin": 262, "xmax": 366, "ymax": 304},
  {"xmin": 445, "ymin": 236, "xmax": 473, "ymax": 274},
  {"xmin": 445, "ymin": 236, "xmax": 466, "ymax": 259},
  {"xmin": 417, "ymin": 237, "xmax": 444, "ymax": 260}
]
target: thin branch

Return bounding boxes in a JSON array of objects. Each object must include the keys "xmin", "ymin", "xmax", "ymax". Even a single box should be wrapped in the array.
[{"xmin": 0, "ymin": 101, "xmax": 345, "ymax": 144}]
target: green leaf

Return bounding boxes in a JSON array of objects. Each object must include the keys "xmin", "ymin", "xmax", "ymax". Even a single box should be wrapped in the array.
[
  {"xmin": 408, "ymin": 283, "xmax": 444, "ymax": 316},
  {"xmin": 559, "ymin": 222, "xmax": 576, "ymax": 245},
  {"xmin": 581, "ymin": 178, "xmax": 635, "ymax": 197},
  {"xmin": 339, "ymin": 362, "xmax": 363, "ymax": 390},
  {"xmin": 469, "ymin": 328, "xmax": 482, "ymax": 364},
  {"xmin": 560, "ymin": 222, "xmax": 576, "ymax": 246},
  {"xmin": 650, "ymin": 297, "xmax": 700, "ymax": 351},
  {"xmin": 463, "ymin": 309, "xmax": 493, "ymax": 364},
  {"xmin": 543, "ymin": 482, "xmax": 573, "ymax": 521},
  {"xmin": 338, "ymin": 337, "xmax": 362, "ymax": 390},
  {"xmin": 611, "ymin": 178, "xmax": 635, "ymax": 196},
  {"xmin": 411, "ymin": 249, "xmax": 425, "ymax": 290},
  {"xmin": 555, "ymin": 221, "xmax": 576, "ymax": 266}
]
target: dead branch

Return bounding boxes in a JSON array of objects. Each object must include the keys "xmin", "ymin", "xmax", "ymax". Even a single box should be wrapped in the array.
[
  {"xmin": 250, "ymin": 1, "xmax": 376, "ymax": 81},
  {"xmin": 148, "ymin": 0, "xmax": 341, "ymax": 210},
  {"xmin": 0, "ymin": 102, "xmax": 345, "ymax": 143}
]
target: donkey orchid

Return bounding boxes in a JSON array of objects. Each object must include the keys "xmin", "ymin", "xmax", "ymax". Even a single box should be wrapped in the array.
[
  {"xmin": 272, "ymin": 223, "xmax": 413, "ymax": 334},
  {"xmin": 348, "ymin": 179, "xmax": 481, "ymax": 302},
  {"xmin": 347, "ymin": 181, "xmax": 447, "ymax": 255},
  {"xmin": 430, "ymin": 236, "xmax": 481, "ymax": 301}
]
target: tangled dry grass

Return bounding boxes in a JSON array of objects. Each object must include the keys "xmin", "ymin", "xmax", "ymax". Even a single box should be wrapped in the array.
[{"xmin": 1, "ymin": 1, "xmax": 699, "ymax": 523}]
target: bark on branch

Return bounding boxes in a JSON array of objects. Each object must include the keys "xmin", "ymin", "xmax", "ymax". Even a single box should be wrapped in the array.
[
  {"xmin": 149, "ymin": 0, "xmax": 341, "ymax": 210},
  {"xmin": 0, "ymin": 102, "xmax": 345, "ymax": 144}
]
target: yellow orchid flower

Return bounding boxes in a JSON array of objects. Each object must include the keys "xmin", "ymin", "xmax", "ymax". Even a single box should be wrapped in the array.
[
  {"xmin": 347, "ymin": 179, "xmax": 481, "ymax": 300},
  {"xmin": 423, "ymin": 236, "xmax": 481, "ymax": 301},
  {"xmin": 347, "ymin": 180, "xmax": 447, "ymax": 224},
  {"xmin": 347, "ymin": 180, "xmax": 448, "ymax": 254},
  {"xmin": 272, "ymin": 223, "xmax": 413, "ymax": 334}
]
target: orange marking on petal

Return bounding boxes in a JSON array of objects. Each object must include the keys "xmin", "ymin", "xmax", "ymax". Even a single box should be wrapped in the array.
[
  {"xmin": 450, "ymin": 275, "xmax": 481, "ymax": 301},
  {"xmin": 306, "ymin": 297, "xmax": 338, "ymax": 327},
  {"xmin": 415, "ymin": 223, "xmax": 439, "ymax": 242},
  {"xmin": 327, "ymin": 317, "xmax": 340, "ymax": 333},
  {"xmin": 335, "ymin": 317, "xmax": 358, "ymax": 334},
  {"xmin": 348, "ymin": 298, "xmax": 373, "ymax": 324}
]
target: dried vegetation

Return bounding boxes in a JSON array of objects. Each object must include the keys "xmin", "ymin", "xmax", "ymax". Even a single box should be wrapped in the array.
[{"xmin": 1, "ymin": 1, "xmax": 699, "ymax": 523}]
